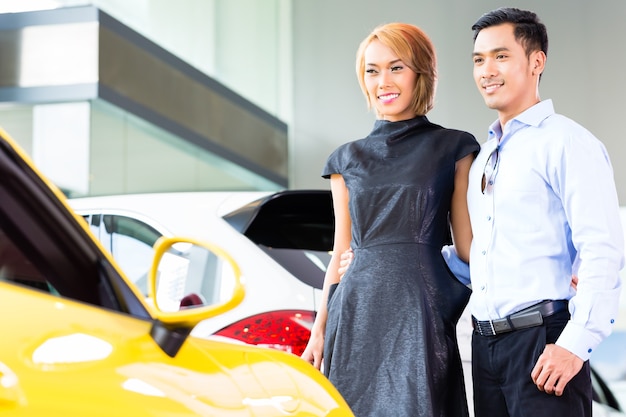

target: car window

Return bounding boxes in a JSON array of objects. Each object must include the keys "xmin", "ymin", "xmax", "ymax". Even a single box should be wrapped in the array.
[
  {"xmin": 257, "ymin": 246, "xmax": 331, "ymax": 289},
  {"xmin": 0, "ymin": 226, "xmax": 57, "ymax": 294},
  {"xmin": 82, "ymin": 213, "xmax": 160, "ymax": 294},
  {"xmin": 84, "ymin": 213, "xmax": 227, "ymax": 307},
  {"xmin": 223, "ymin": 190, "xmax": 334, "ymax": 290}
]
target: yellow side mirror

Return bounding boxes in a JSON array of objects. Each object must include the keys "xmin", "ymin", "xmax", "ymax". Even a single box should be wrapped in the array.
[{"xmin": 146, "ymin": 236, "xmax": 245, "ymax": 356}]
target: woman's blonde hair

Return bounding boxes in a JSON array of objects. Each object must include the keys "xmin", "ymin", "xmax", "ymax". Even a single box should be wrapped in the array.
[{"xmin": 356, "ymin": 22, "xmax": 437, "ymax": 116}]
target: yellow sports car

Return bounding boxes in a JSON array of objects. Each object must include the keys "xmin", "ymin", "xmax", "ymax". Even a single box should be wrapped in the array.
[{"xmin": 0, "ymin": 126, "xmax": 353, "ymax": 416}]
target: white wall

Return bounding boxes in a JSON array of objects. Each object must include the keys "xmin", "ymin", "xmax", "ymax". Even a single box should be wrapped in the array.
[{"xmin": 291, "ymin": 0, "xmax": 626, "ymax": 205}]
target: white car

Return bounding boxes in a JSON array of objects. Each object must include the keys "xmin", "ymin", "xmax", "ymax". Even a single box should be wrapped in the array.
[
  {"xmin": 69, "ymin": 190, "xmax": 331, "ymax": 356},
  {"xmin": 70, "ymin": 191, "xmax": 625, "ymax": 416}
]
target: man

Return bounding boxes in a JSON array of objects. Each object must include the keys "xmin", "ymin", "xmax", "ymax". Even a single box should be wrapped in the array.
[
  {"xmin": 452, "ymin": 7, "xmax": 622, "ymax": 417},
  {"xmin": 341, "ymin": 7, "xmax": 623, "ymax": 417}
]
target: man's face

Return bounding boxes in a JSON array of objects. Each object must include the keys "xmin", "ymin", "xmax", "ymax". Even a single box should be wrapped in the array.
[{"xmin": 472, "ymin": 23, "xmax": 543, "ymax": 125}]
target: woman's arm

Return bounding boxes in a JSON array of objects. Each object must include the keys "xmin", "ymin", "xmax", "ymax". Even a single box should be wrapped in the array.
[{"xmin": 300, "ymin": 174, "xmax": 352, "ymax": 370}]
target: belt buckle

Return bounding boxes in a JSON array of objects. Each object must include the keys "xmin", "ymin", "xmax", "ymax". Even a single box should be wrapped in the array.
[{"xmin": 475, "ymin": 319, "xmax": 496, "ymax": 336}]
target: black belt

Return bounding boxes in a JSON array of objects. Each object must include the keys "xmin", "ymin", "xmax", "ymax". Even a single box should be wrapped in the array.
[{"xmin": 472, "ymin": 300, "xmax": 568, "ymax": 337}]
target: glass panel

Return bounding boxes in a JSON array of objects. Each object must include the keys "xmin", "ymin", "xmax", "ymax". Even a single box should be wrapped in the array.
[
  {"xmin": 0, "ymin": 100, "xmax": 281, "ymax": 196},
  {"xmin": 89, "ymin": 99, "xmax": 281, "ymax": 196},
  {"xmin": 102, "ymin": 214, "xmax": 161, "ymax": 295},
  {"xmin": 0, "ymin": 103, "xmax": 34, "ymax": 154},
  {"xmin": 0, "ymin": 224, "xmax": 51, "ymax": 292}
]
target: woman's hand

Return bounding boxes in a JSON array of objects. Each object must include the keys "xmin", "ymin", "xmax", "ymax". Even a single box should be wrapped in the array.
[{"xmin": 301, "ymin": 328, "xmax": 325, "ymax": 370}]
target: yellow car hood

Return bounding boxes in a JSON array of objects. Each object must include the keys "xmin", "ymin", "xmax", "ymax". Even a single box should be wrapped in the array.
[{"xmin": 0, "ymin": 283, "xmax": 350, "ymax": 416}]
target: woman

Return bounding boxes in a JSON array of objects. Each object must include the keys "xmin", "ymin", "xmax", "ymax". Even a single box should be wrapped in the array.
[{"xmin": 301, "ymin": 23, "xmax": 479, "ymax": 416}]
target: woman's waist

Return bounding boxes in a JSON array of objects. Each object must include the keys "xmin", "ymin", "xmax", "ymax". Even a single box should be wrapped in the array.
[{"xmin": 353, "ymin": 240, "xmax": 441, "ymax": 251}]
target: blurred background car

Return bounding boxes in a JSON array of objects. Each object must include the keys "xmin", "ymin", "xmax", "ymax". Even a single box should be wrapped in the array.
[
  {"xmin": 70, "ymin": 190, "xmax": 626, "ymax": 416},
  {"xmin": 0, "ymin": 127, "xmax": 354, "ymax": 416},
  {"xmin": 69, "ymin": 190, "xmax": 333, "ymax": 356}
]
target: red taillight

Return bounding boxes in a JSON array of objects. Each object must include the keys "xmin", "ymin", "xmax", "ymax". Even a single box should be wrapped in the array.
[{"xmin": 214, "ymin": 310, "xmax": 315, "ymax": 356}]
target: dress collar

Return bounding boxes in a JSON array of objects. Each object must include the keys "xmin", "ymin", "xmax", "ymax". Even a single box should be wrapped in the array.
[{"xmin": 369, "ymin": 116, "xmax": 434, "ymax": 145}]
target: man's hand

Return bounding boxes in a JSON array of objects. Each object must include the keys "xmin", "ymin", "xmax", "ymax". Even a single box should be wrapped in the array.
[
  {"xmin": 530, "ymin": 344, "xmax": 584, "ymax": 396},
  {"xmin": 338, "ymin": 248, "xmax": 354, "ymax": 279}
]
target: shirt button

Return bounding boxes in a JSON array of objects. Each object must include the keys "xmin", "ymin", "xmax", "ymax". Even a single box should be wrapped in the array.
[
  {"xmin": 480, "ymin": 285, "xmax": 486, "ymax": 291},
  {"xmin": 486, "ymin": 216, "xmax": 492, "ymax": 221},
  {"xmin": 481, "ymin": 250, "xmax": 486, "ymax": 255}
]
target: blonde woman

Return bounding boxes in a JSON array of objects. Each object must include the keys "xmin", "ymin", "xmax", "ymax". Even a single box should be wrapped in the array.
[{"xmin": 301, "ymin": 22, "xmax": 478, "ymax": 416}]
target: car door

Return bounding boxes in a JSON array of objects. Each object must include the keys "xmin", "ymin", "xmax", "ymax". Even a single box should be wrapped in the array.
[{"xmin": 0, "ymin": 129, "xmax": 237, "ymax": 414}]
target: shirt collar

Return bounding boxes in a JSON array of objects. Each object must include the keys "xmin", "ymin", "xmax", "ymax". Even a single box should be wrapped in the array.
[{"xmin": 487, "ymin": 99, "xmax": 555, "ymax": 142}]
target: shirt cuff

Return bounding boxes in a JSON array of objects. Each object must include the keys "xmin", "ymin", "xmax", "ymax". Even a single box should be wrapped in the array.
[
  {"xmin": 555, "ymin": 322, "xmax": 602, "ymax": 362},
  {"xmin": 441, "ymin": 245, "xmax": 471, "ymax": 287}
]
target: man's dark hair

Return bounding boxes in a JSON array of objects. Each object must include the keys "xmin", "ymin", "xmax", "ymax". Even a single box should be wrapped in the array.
[{"xmin": 472, "ymin": 7, "xmax": 548, "ymax": 58}]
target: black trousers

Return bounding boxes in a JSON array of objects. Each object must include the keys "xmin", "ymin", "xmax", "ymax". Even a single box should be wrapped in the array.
[{"xmin": 471, "ymin": 310, "xmax": 592, "ymax": 417}]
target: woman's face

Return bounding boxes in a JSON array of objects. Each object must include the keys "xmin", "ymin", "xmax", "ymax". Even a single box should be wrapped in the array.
[{"xmin": 363, "ymin": 39, "xmax": 418, "ymax": 122}]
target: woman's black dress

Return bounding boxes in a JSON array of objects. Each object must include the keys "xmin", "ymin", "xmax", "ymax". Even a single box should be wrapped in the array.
[{"xmin": 322, "ymin": 116, "xmax": 479, "ymax": 417}]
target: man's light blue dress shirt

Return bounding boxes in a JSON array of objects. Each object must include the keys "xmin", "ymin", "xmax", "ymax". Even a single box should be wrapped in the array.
[{"xmin": 444, "ymin": 99, "xmax": 624, "ymax": 361}]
